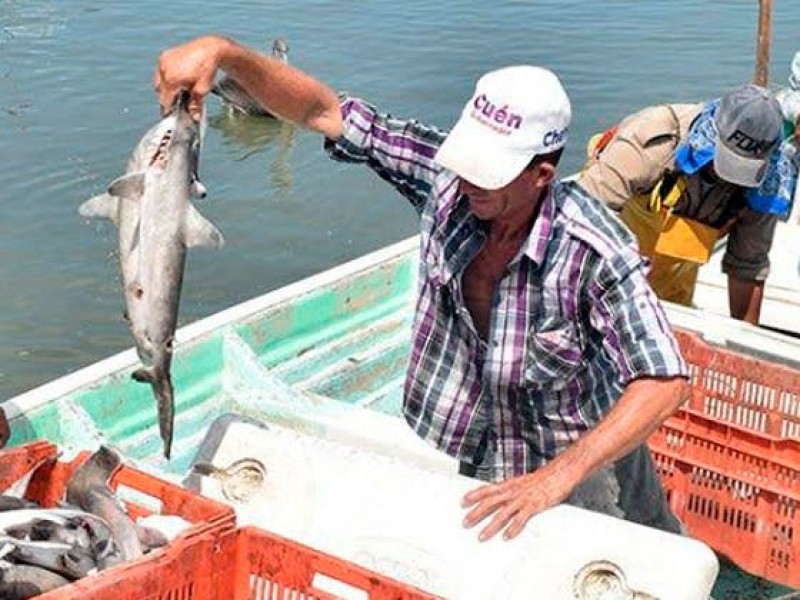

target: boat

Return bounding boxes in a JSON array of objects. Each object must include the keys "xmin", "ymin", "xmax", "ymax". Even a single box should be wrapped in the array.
[{"xmin": 3, "ymin": 234, "xmax": 800, "ymax": 598}]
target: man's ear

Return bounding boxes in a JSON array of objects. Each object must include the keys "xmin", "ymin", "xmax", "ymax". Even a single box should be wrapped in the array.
[{"xmin": 534, "ymin": 162, "xmax": 557, "ymax": 188}]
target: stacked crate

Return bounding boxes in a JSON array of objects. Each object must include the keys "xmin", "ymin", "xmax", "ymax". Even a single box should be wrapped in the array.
[{"xmin": 650, "ymin": 329, "xmax": 800, "ymax": 589}]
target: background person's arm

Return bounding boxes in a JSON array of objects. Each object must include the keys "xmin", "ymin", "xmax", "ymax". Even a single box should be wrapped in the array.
[
  {"xmin": 576, "ymin": 105, "xmax": 692, "ymax": 210},
  {"xmin": 721, "ymin": 207, "xmax": 777, "ymax": 325},
  {"xmin": 728, "ymin": 276, "xmax": 765, "ymax": 324}
]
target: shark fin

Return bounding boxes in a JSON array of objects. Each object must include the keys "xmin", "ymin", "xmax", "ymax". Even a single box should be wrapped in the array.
[
  {"xmin": 79, "ymin": 193, "xmax": 120, "ymax": 226},
  {"xmin": 108, "ymin": 173, "xmax": 146, "ymax": 199},
  {"xmin": 184, "ymin": 205, "xmax": 224, "ymax": 249},
  {"xmin": 131, "ymin": 368, "xmax": 152, "ymax": 383}
]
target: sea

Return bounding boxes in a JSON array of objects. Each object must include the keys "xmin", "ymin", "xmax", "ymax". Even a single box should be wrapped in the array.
[{"xmin": 3, "ymin": 0, "xmax": 800, "ymax": 400}]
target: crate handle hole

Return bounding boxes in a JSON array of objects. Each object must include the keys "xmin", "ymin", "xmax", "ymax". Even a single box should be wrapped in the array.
[{"xmin": 310, "ymin": 573, "xmax": 368, "ymax": 600}]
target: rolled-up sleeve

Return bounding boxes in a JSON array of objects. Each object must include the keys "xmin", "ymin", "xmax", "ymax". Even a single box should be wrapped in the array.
[
  {"xmin": 578, "ymin": 137, "xmax": 646, "ymax": 211},
  {"xmin": 324, "ymin": 96, "xmax": 447, "ymax": 214},
  {"xmin": 577, "ymin": 105, "xmax": 698, "ymax": 211},
  {"xmin": 588, "ymin": 254, "xmax": 688, "ymax": 384}
]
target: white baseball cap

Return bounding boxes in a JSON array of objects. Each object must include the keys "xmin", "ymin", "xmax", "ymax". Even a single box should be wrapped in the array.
[{"xmin": 434, "ymin": 66, "xmax": 571, "ymax": 190}]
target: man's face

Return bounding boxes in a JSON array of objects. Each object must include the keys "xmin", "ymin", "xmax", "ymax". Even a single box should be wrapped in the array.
[
  {"xmin": 458, "ymin": 163, "xmax": 553, "ymax": 222},
  {"xmin": 698, "ymin": 163, "xmax": 723, "ymax": 184}
]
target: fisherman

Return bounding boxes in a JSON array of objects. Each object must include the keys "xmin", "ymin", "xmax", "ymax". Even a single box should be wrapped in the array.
[
  {"xmin": 578, "ymin": 85, "xmax": 792, "ymax": 324},
  {"xmin": 154, "ymin": 35, "xmax": 689, "ymax": 540}
]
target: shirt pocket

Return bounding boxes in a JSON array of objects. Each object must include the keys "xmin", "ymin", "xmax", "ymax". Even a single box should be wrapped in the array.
[{"xmin": 524, "ymin": 322, "xmax": 585, "ymax": 391}]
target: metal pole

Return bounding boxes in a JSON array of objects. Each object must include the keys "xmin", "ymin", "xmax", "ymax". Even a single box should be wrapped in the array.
[{"xmin": 754, "ymin": 0, "xmax": 772, "ymax": 86}]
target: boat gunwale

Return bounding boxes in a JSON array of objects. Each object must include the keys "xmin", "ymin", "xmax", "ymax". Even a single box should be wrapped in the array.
[
  {"xmin": 9, "ymin": 229, "xmax": 800, "ymax": 417},
  {"xmin": 4, "ymin": 236, "xmax": 421, "ymax": 419}
]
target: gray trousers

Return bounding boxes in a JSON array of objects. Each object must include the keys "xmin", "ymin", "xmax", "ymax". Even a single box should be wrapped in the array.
[{"xmin": 459, "ymin": 444, "xmax": 683, "ymax": 535}]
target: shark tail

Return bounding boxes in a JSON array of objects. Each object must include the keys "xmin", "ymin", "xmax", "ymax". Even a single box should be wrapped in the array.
[{"xmin": 131, "ymin": 367, "xmax": 175, "ymax": 460}]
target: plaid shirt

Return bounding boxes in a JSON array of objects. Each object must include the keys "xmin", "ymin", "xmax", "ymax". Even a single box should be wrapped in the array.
[{"xmin": 326, "ymin": 96, "xmax": 688, "ymax": 481}]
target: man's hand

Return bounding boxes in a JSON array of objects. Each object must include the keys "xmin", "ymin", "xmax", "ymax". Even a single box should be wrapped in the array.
[
  {"xmin": 461, "ymin": 462, "xmax": 573, "ymax": 542},
  {"xmin": 462, "ymin": 377, "xmax": 687, "ymax": 542},
  {"xmin": 0, "ymin": 407, "xmax": 10, "ymax": 448},
  {"xmin": 153, "ymin": 35, "xmax": 230, "ymax": 121}
]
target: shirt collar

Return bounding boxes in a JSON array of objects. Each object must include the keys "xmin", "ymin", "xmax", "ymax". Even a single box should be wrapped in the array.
[
  {"xmin": 521, "ymin": 185, "xmax": 555, "ymax": 266},
  {"xmin": 433, "ymin": 173, "xmax": 462, "ymax": 233}
]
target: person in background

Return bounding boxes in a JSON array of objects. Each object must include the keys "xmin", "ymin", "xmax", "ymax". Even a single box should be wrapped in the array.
[
  {"xmin": 776, "ymin": 51, "xmax": 800, "ymax": 142},
  {"xmin": 153, "ymin": 35, "xmax": 688, "ymax": 541},
  {"xmin": 772, "ymin": 52, "xmax": 800, "ymax": 224},
  {"xmin": 578, "ymin": 85, "xmax": 790, "ymax": 325}
]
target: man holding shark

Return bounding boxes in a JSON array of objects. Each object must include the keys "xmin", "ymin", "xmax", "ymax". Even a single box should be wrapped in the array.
[{"xmin": 153, "ymin": 35, "xmax": 689, "ymax": 541}]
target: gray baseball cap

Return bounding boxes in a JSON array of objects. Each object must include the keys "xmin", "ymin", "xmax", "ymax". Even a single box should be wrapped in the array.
[{"xmin": 714, "ymin": 84, "xmax": 782, "ymax": 187}]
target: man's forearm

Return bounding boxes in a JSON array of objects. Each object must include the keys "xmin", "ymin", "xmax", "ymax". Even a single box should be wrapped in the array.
[
  {"xmin": 461, "ymin": 375, "xmax": 688, "ymax": 541},
  {"xmin": 728, "ymin": 275, "xmax": 764, "ymax": 324},
  {"xmin": 547, "ymin": 376, "xmax": 687, "ymax": 486},
  {"xmin": 216, "ymin": 38, "xmax": 343, "ymax": 138}
]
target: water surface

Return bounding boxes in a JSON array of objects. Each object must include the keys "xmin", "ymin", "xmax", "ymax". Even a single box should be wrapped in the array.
[{"xmin": 1, "ymin": 0, "xmax": 799, "ymax": 400}]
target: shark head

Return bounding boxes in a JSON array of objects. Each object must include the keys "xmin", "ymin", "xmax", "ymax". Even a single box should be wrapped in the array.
[{"xmin": 147, "ymin": 91, "xmax": 203, "ymax": 171}]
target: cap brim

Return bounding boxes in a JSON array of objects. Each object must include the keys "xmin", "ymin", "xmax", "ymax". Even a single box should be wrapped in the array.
[
  {"xmin": 713, "ymin": 141, "xmax": 768, "ymax": 188},
  {"xmin": 434, "ymin": 120, "xmax": 531, "ymax": 190}
]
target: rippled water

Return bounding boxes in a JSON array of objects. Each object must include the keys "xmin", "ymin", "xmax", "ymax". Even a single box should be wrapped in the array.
[{"xmin": 1, "ymin": 0, "xmax": 799, "ymax": 399}]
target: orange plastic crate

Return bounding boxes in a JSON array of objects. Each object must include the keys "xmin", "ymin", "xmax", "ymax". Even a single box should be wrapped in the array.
[
  {"xmin": 46, "ymin": 526, "xmax": 442, "ymax": 599},
  {"xmin": 0, "ymin": 441, "xmax": 236, "ymax": 598},
  {"xmin": 0, "ymin": 440, "xmax": 61, "ymax": 487},
  {"xmin": 1, "ymin": 441, "xmax": 236, "ymax": 535},
  {"xmin": 225, "ymin": 527, "xmax": 442, "ymax": 599},
  {"xmin": 649, "ymin": 331, "xmax": 800, "ymax": 588},
  {"xmin": 674, "ymin": 328, "xmax": 800, "ymax": 438}
]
